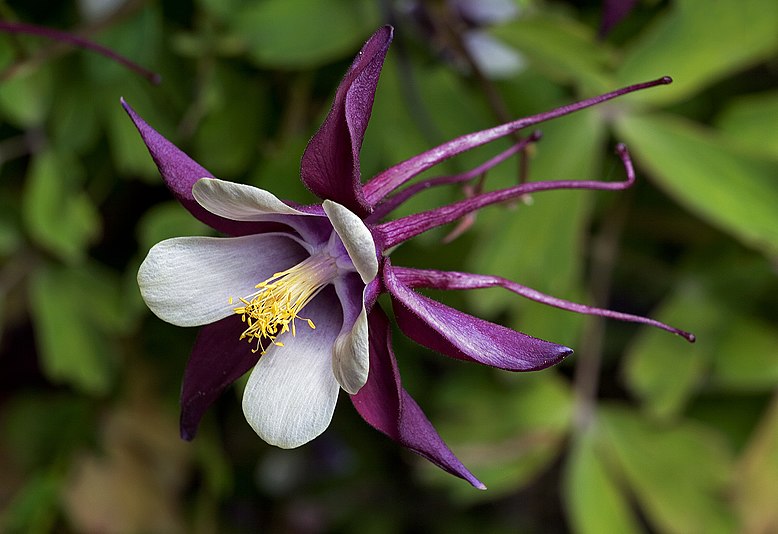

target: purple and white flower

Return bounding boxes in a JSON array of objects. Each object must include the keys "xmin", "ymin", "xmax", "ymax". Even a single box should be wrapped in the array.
[{"xmin": 124, "ymin": 26, "xmax": 693, "ymax": 489}]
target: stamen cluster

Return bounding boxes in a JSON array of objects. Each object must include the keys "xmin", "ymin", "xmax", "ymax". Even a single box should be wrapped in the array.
[{"xmin": 233, "ymin": 253, "xmax": 338, "ymax": 353}]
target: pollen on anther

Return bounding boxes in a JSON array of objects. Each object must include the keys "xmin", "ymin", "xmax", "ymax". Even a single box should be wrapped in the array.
[{"xmin": 232, "ymin": 252, "xmax": 338, "ymax": 351}]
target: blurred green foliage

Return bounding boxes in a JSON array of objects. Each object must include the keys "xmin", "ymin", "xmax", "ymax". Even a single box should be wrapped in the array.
[{"xmin": 1, "ymin": 0, "xmax": 777, "ymax": 532}]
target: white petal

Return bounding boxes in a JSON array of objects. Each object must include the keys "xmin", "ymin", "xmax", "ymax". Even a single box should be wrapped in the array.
[
  {"xmin": 332, "ymin": 304, "xmax": 369, "ymax": 394},
  {"xmin": 331, "ymin": 275, "xmax": 369, "ymax": 394},
  {"xmin": 322, "ymin": 200, "xmax": 378, "ymax": 283},
  {"xmin": 138, "ymin": 234, "xmax": 307, "ymax": 327},
  {"xmin": 193, "ymin": 178, "xmax": 307, "ymax": 219},
  {"xmin": 242, "ymin": 291, "xmax": 342, "ymax": 448}
]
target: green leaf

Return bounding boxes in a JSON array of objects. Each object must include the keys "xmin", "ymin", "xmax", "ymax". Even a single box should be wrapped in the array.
[
  {"xmin": 1, "ymin": 393, "xmax": 94, "ymax": 470},
  {"xmin": 626, "ymin": 274, "xmax": 778, "ymax": 410},
  {"xmin": 234, "ymin": 0, "xmax": 379, "ymax": 68},
  {"xmin": 82, "ymin": 6, "xmax": 162, "ymax": 85},
  {"xmin": 709, "ymin": 315, "xmax": 778, "ymax": 391},
  {"xmin": 48, "ymin": 70, "xmax": 100, "ymax": 154},
  {"xmin": 601, "ymin": 407, "xmax": 736, "ymax": 534},
  {"xmin": 28, "ymin": 265, "xmax": 121, "ymax": 395},
  {"xmin": 192, "ymin": 64, "xmax": 268, "ymax": 177},
  {"xmin": 623, "ymin": 283, "xmax": 714, "ymax": 419},
  {"xmin": 733, "ymin": 397, "xmax": 778, "ymax": 532},
  {"xmin": 137, "ymin": 201, "xmax": 212, "ymax": 251},
  {"xmin": 0, "ymin": 471, "xmax": 62, "ymax": 534},
  {"xmin": 616, "ymin": 0, "xmax": 778, "ymax": 106},
  {"xmin": 249, "ymin": 134, "xmax": 315, "ymax": 204},
  {"xmin": 565, "ymin": 428, "xmax": 641, "ymax": 534},
  {"xmin": 22, "ymin": 150, "xmax": 101, "ymax": 263},
  {"xmin": 0, "ymin": 218, "xmax": 21, "ymax": 258},
  {"xmin": 0, "ymin": 42, "xmax": 53, "ymax": 127},
  {"xmin": 716, "ymin": 91, "xmax": 778, "ymax": 161},
  {"xmin": 424, "ymin": 372, "xmax": 573, "ymax": 499},
  {"xmin": 492, "ymin": 14, "xmax": 613, "ymax": 89},
  {"xmin": 616, "ymin": 112, "xmax": 778, "ymax": 257}
]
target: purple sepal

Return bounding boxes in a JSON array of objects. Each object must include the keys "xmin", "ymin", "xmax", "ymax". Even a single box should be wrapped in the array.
[
  {"xmin": 384, "ymin": 262, "xmax": 572, "ymax": 371},
  {"xmin": 393, "ymin": 266, "xmax": 696, "ymax": 342},
  {"xmin": 300, "ymin": 26, "xmax": 393, "ymax": 216},
  {"xmin": 121, "ymin": 99, "xmax": 276, "ymax": 236},
  {"xmin": 351, "ymin": 306, "xmax": 485, "ymax": 489},
  {"xmin": 180, "ymin": 315, "xmax": 260, "ymax": 440}
]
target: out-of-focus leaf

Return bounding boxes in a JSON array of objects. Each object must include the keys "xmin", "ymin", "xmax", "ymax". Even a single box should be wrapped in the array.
[
  {"xmin": 0, "ymin": 219, "xmax": 21, "ymax": 257},
  {"xmin": 0, "ymin": 43, "xmax": 53, "ymax": 127},
  {"xmin": 425, "ymin": 372, "xmax": 573, "ymax": 499},
  {"xmin": 716, "ymin": 91, "xmax": 778, "ymax": 160},
  {"xmin": 63, "ymin": 401, "xmax": 190, "ymax": 534},
  {"xmin": 0, "ymin": 471, "xmax": 62, "ymax": 534},
  {"xmin": 624, "ymin": 283, "xmax": 714, "ymax": 418},
  {"xmin": 194, "ymin": 435, "xmax": 233, "ymax": 498},
  {"xmin": 626, "ymin": 275, "xmax": 778, "ymax": 413},
  {"xmin": 733, "ymin": 395, "xmax": 778, "ymax": 533},
  {"xmin": 49, "ymin": 69, "xmax": 100, "ymax": 153},
  {"xmin": 250, "ymin": 134, "xmax": 314, "ymax": 203},
  {"xmin": 28, "ymin": 265, "xmax": 120, "ymax": 394},
  {"xmin": 687, "ymin": 395, "xmax": 769, "ymax": 453},
  {"xmin": 1, "ymin": 394, "xmax": 94, "ymax": 470},
  {"xmin": 234, "ymin": 0, "xmax": 379, "ymax": 68},
  {"xmin": 601, "ymin": 407, "xmax": 735, "ymax": 534},
  {"xmin": 137, "ymin": 201, "xmax": 212, "ymax": 251},
  {"xmin": 196, "ymin": 0, "xmax": 251, "ymax": 23},
  {"xmin": 469, "ymin": 110, "xmax": 606, "ymax": 346},
  {"xmin": 565, "ymin": 427, "xmax": 641, "ymax": 534},
  {"xmin": 22, "ymin": 150, "xmax": 100, "ymax": 263},
  {"xmin": 82, "ymin": 6, "xmax": 162, "ymax": 85},
  {"xmin": 491, "ymin": 14, "xmax": 613, "ymax": 89},
  {"xmin": 616, "ymin": 112, "xmax": 778, "ymax": 257},
  {"xmin": 192, "ymin": 64, "xmax": 267, "ymax": 177},
  {"xmin": 616, "ymin": 0, "xmax": 778, "ymax": 106},
  {"xmin": 710, "ymin": 315, "xmax": 778, "ymax": 391}
]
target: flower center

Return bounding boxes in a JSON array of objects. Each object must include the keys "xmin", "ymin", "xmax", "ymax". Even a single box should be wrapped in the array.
[{"xmin": 232, "ymin": 251, "xmax": 339, "ymax": 354}]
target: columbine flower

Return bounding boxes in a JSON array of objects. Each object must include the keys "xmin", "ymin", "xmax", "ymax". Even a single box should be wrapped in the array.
[{"xmin": 124, "ymin": 26, "xmax": 693, "ymax": 489}]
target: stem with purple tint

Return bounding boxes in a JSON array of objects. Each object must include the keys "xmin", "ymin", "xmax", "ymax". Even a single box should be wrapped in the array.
[{"xmin": 0, "ymin": 21, "xmax": 161, "ymax": 84}]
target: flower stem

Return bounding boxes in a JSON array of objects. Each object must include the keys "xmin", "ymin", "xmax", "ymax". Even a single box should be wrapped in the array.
[{"xmin": 0, "ymin": 19, "xmax": 160, "ymax": 84}]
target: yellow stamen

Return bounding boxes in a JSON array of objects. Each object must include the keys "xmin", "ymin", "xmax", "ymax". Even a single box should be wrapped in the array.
[{"xmin": 232, "ymin": 252, "xmax": 337, "ymax": 354}]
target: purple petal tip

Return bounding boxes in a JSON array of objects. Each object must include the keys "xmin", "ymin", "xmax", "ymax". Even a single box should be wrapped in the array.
[{"xmin": 660, "ymin": 76, "xmax": 673, "ymax": 84}]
